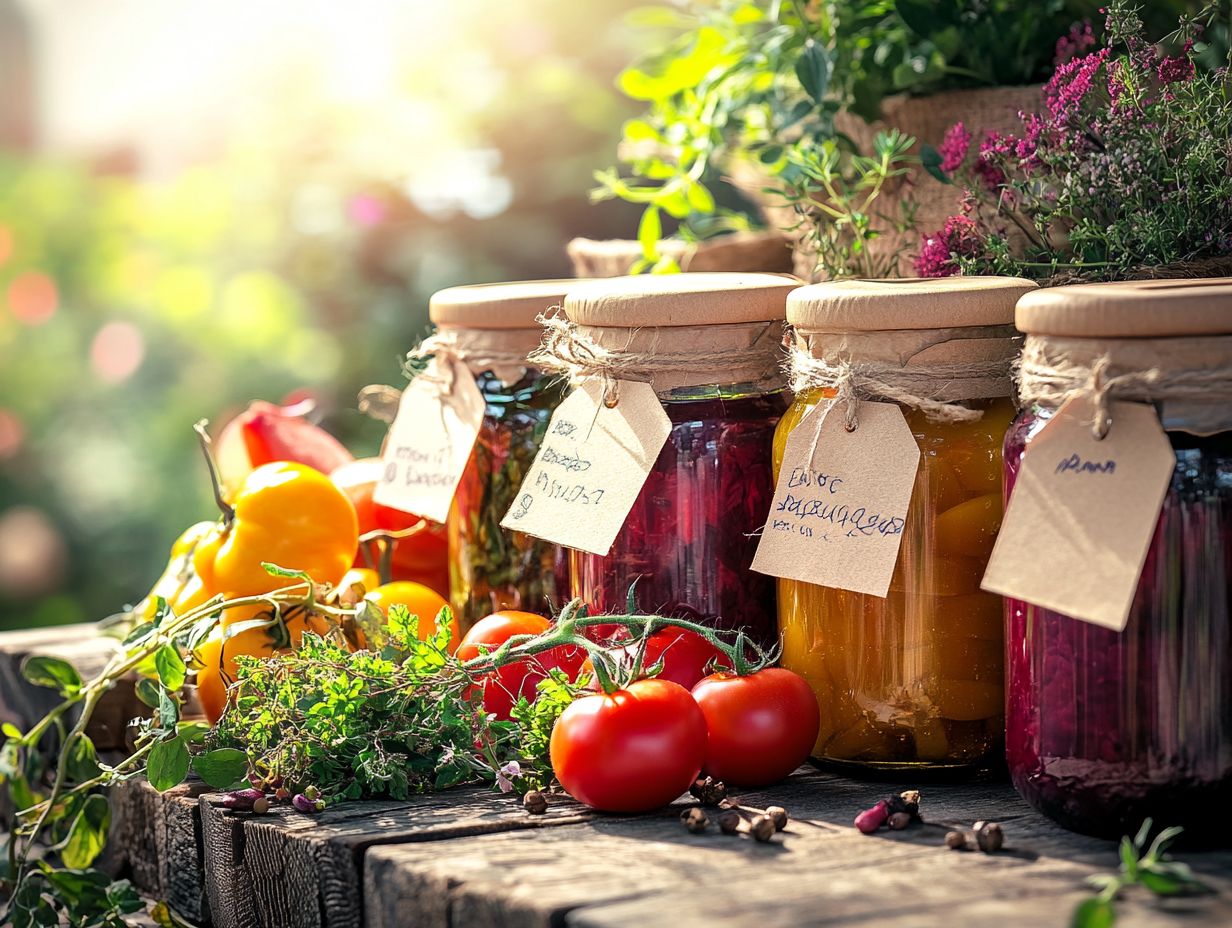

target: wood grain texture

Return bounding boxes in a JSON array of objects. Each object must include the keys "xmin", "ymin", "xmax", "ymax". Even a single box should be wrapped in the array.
[
  {"xmin": 199, "ymin": 786, "xmax": 593, "ymax": 928},
  {"xmin": 110, "ymin": 778, "xmax": 213, "ymax": 925},
  {"xmin": 363, "ymin": 769, "xmax": 1232, "ymax": 928}
]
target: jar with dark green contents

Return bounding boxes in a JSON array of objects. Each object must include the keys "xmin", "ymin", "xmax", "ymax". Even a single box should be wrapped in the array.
[{"xmin": 430, "ymin": 281, "xmax": 578, "ymax": 630}]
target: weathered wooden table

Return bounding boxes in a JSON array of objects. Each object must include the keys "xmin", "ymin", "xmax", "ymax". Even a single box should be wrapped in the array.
[{"xmin": 4, "ymin": 625, "xmax": 1231, "ymax": 928}]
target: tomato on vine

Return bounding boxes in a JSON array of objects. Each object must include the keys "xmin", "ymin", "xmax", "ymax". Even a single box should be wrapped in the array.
[
  {"xmin": 691, "ymin": 667, "xmax": 820, "ymax": 787},
  {"xmin": 550, "ymin": 678, "xmax": 707, "ymax": 813},
  {"xmin": 455, "ymin": 611, "xmax": 584, "ymax": 721}
]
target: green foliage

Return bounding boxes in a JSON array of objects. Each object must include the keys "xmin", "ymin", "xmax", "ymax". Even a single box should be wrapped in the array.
[
  {"xmin": 211, "ymin": 606, "xmax": 530, "ymax": 801},
  {"xmin": 1071, "ymin": 819, "xmax": 1212, "ymax": 928},
  {"xmin": 595, "ymin": 0, "xmax": 1098, "ymax": 270},
  {"xmin": 509, "ymin": 669, "xmax": 588, "ymax": 792},
  {"xmin": 774, "ymin": 128, "xmax": 919, "ymax": 278}
]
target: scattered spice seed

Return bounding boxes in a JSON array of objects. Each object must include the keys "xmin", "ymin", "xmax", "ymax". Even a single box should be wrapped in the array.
[
  {"xmin": 944, "ymin": 830, "xmax": 968, "ymax": 850},
  {"xmin": 974, "ymin": 821, "xmax": 1004, "ymax": 853},
  {"xmin": 854, "ymin": 800, "xmax": 890, "ymax": 834},
  {"xmin": 887, "ymin": 812, "xmax": 912, "ymax": 831},
  {"xmin": 689, "ymin": 777, "xmax": 728, "ymax": 805},
  {"xmin": 765, "ymin": 806, "xmax": 789, "ymax": 831},
  {"xmin": 749, "ymin": 815, "xmax": 776, "ymax": 843},
  {"xmin": 681, "ymin": 808, "xmax": 709, "ymax": 833},
  {"xmin": 717, "ymin": 811, "xmax": 741, "ymax": 835},
  {"xmin": 523, "ymin": 790, "xmax": 548, "ymax": 815},
  {"xmin": 219, "ymin": 788, "xmax": 266, "ymax": 811}
]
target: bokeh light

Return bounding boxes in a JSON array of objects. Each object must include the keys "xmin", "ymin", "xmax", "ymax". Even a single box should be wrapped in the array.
[
  {"xmin": 8, "ymin": 270, "xmax": 58, "ymax": 325},
  {"xmin": 90, "ymin": 321, "xmax": 146, "ymax": 383}
]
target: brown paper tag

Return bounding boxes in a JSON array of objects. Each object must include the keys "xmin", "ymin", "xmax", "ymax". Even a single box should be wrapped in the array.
[
  {"xmin": 501, "ymin": 379, "xmax": 671, "ymax": 556},
  {"xmin": 981, "ymin": 396, "xmax": 1174, "ymax": 632},
  {"xmin": 372, "ymin": 355, "xmax": 485, "ymax": 524},
  {"xmin": 751, "ymin": 400, "xmax": 920, "ymax": 597}
]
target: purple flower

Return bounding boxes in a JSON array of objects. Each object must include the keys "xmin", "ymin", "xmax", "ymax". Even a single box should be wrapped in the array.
[
  {"xmin": 974, "ymin": 131, "xmax": 1013, "ymax": 191},
  {"xmin": 938, "ymin": 122, "xmax": 973, "ymax": 171},
  {"xmin": 495, "ymin": 760, "xmax": 521, "ymax": 793},
  {"xmin": 1157, "ymin": 41, "xmax": 1195, "ymax": 84}
]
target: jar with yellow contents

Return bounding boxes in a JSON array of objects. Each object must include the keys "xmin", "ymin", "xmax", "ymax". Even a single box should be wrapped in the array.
[{"xmin": 775, "ymin": 277, "xmax": 1036, "ymax": 774}]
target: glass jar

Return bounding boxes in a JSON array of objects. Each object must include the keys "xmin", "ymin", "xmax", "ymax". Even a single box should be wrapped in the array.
[
  {"xmin": 571, "ymin": 383, "xmax": 787, "ymax": 646},
  {"xmin": 429, "ymin": 281, "xmax": 577, "ymax": 630},
  {"xmin": 774, "ymin": 277, "xmax": 1037, "ymax": 774},
  {"xmin": 1005, "ymin": 279, "xmax": 1232, "ymax": 840},
  {"xmin": 562, "ymin": 273, "xmax": 798, "ymax": 647}
]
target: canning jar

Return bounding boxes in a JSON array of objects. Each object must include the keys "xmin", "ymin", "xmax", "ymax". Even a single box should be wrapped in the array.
[
  {"xmin": 430, "ymin": 281, "xmax": 576, "ymax": 629},
  {"xmin": 775, "ymin": 277, "xmax": 1036, "ymax": 774},
  {"xmin": 552, "ymin": 273, "xmax": 797, "ymax": 647},
  {"xmin": 1006, "ymin": 279, "xmax": 1232, "ymax": 840}
]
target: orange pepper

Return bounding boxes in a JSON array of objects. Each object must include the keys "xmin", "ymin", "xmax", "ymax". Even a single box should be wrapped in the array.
[{"xmin": 132, "ymin": 521, "xmax": 220, "ymax": 621}]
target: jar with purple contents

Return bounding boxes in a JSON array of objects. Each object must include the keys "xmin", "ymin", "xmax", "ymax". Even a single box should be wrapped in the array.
[
  {"xmin": 1006, "ymin": 279, "xmax": 1232, "ymax": 841},
  {"xmin": 556, "ymin": 273, "xmax": 796, "ymax": 648}
]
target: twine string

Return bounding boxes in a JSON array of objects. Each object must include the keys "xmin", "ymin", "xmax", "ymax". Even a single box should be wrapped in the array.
[
  {"xmin": 529, "ymin": 310, "xmax": 781, "ymax": 407},
  {"xmin": 1017, "ymin": 337, "xmax": 1232, "ymax": 439}
]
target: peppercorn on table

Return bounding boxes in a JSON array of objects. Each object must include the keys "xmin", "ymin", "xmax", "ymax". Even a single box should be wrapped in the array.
[{"xmin": 3, "ymin": 627, "xmax": 1231, "ymax": 928}]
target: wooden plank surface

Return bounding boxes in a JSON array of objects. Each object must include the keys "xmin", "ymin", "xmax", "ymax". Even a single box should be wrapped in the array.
[
  {"xmin": 199, "ymin": 785, "xmax": 593, "ymax": 928},
  {"xmin": 362, "ymin": 771, "xmax": 1232, "ymax": 928}
]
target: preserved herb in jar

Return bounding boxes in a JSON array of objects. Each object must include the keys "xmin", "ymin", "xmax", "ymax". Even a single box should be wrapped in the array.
[
  {"xmin": 773, "ymin": 277, "xmax": 1036, "ymax": 774},
  {"xmin": 1005, "ymin": 279, "xmax": 1232, "ymax": 840},
  {"xmin": 429, "ymin": 282, "xmax": 577, "ymax": 629},
  {"xmin": 533, "ymin": 273, "xmax": 796, "ymax": 647}
]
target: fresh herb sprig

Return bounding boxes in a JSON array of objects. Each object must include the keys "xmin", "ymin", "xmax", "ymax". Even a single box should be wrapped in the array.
[
  {"xmin": 1, "ymin": 572, "xmax": 340, "ymax": 928},
  {"xmin": 1072, "ymin": 819, "xmax": 1213, "ymax": 928}
]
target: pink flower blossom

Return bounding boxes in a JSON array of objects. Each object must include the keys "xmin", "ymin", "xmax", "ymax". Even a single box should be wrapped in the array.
[
  {"xmin": 938, "ymin": 122, "xmax": 973, "ymax": 171},
  {"xmin": 914, "ymin": 215, "xmax": 982, "ymax": 278},
  {"xmin": 974, "ymin": 131, "xmax": 1012, "ymax": 191},
  {"xmin": 1044, "ymin": 48, "xmax": 1111, "ymax": 125},
  {"xmin": 1055, "ymin": 21, "xmax": 1096, "ymax": 66}
]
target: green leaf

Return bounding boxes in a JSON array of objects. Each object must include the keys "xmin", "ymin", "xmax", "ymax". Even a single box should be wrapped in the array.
[
  {"xmin": 21, "ymin": 655, "xmax": 82, "ymax": 696},
  {"xmin": 1118, "ymin": 836, "xmax": 1139, "ymax": 879},
  {"xmin": 920, "ymin": 144, "xmax": 951, "ymax": 184},
  {"xmin": 261, "ymin": 562, "xmax": 312, "ymax": 581},
  {"xmin": 897, "ymin": 0, "xmax": 952, "ymax": 37},
  {"xmin": 122, "ymin": 621, "xmax": 156, "ymax": 647},
  {"xmin": 158, "ymin": 685, "xmax": 181, "ymax": 730},
  {"xmin": 637, "ymin": 206, "xmax": 662, "ymax": 261},
  {"xmin": 1137, "ymin": 870, "xmax": 1191, "ymax": 896},
  {"xmin": 2, "ymin": 721, "xmax": 23, "ymax": 740},
  {"xmin": 192, "ymin": 748, "xmax": 249, "ymax": 789},
  {"xmin": 1070, "ymin": 897, "xmax": 1116, "ymax": 928},
  {"xmin": 135, "ymin": 677, "xmax": 163, "ymax": 708},
  {"xmin": 155, "ymin": 643, "xmax": 187, "ymax": 691},
  {"xmin": 66, "ymin": 734, "xmax": 102, "ymax": 782},
  {"xmin": 61, "ymin": 794, "xmax": 111, "ymax": 868},
  {"xmin": 795, "ymin": 41, "xmax": 831, "ymax": 105},
  {"xmin": 147, "ymin": 736, "xmax": 190, "ymax": 792}
]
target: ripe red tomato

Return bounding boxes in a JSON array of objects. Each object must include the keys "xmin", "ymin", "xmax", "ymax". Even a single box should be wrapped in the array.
[
  {"xmin": 691, "ymin": 668, "xmax": 820, "ymax": 787},
  {"xmin": 455, "ymin": 612, "xmax": 583, "ymax": 721},
  {"xmin": 581, "ymin": 629, "xmax": 723, "ymax": 691},
  {"xmin": 550, "ymin": 678, "xmax": 707, "ymax": 812}
]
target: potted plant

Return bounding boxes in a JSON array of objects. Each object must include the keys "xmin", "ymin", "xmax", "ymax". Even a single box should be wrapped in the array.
[
  {"xmin": 915, "ymin": 0, "xmax": 1232, "ymax": 282},
  {"xmin": 593, "ymin": 0, "xmax": 1184, "ymax": 279}
]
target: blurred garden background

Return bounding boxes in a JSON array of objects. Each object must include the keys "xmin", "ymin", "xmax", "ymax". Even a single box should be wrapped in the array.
[{"xmin": 0, "ymin": 0, "xmax": 647, "ymax": 630}]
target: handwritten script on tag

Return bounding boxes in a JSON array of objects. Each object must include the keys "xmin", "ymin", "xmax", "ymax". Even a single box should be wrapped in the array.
[
  {"xmin": 982, "ymin": 396, "xmax": 1174, "ymax": 632},
  {"xmin": 501, "ymin": 380, "xmax": 671, "ymax": 556},
  {"xmin": 372, "ymin": 355, "xmax": 485, "ymax": 524},
  {"xmin": 752, "ymin": 400, "xmax": 920, "ymax": 597}
]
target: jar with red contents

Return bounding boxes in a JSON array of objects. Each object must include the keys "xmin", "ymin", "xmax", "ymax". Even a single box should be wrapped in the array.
[
  {"xmin": 1006, "ymin": 279, "xmax": 1232, "ymax": 841},
  {"xmin": 561, "ymin": 273, "xmax": 796, "ymax": 647}
]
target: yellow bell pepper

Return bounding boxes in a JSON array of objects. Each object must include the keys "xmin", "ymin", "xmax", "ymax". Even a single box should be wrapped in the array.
[
  {"xmin": 206, "ymin": 461, "xmax": 358, "ymax": 597},
  {"xmin": 132, "ymin": 520, "xmax": 219, "ymax": 621}
]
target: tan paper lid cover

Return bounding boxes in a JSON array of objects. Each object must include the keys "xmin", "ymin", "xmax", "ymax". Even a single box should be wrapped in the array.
[
  {"xmin": 1016, "ymin": 278, "xmax": 1232, "ymax": 337},
  {"xmin": 563, "ymin": 272, "xmax": 798, "ymax": 327},
  {"xmin": 429, "ymin": 280, "xmax": 584, "ymax": 329},
  {"xmin": 788, "ymin": 276, "xmax": 1037, "ymax": 331}
]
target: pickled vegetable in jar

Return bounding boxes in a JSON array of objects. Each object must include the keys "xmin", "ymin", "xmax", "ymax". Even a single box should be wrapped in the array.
[
  {"xmin": 1005, "ymin": 279, "xmax": 1232, "ymax": 840},
  {"xmin": 429, "ymin": 281, "xmax": 579, "ymax": 629},
  {"xmin": 547, "ymin": 273, "xmax": 797, "ymax": 647},
  {"xmin": 775, "ymin": 277, "xmax": 1037, "ymax": 774}
]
